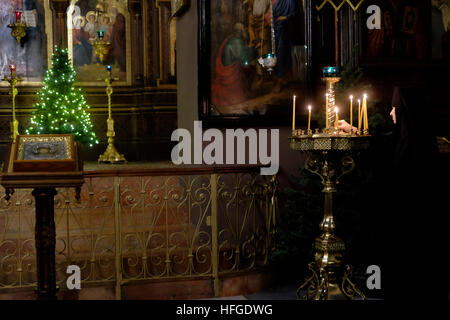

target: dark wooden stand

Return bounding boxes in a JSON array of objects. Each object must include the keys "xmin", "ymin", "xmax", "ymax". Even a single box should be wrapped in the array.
[
  {"xmin": 1, "ymin": 139, "xmax": 83, "ymax": 300},
  {"xmin": 33, "ymin": 188, "xmax": 58, "ymax": 300}
]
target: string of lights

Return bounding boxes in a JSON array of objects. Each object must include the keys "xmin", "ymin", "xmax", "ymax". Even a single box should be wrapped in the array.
[{"xmin": 26, "ymin": 46, "xmax": 99, "ymax": 147}]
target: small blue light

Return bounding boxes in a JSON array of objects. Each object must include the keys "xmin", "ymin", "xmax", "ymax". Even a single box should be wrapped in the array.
[{"xmin": 106, "ymin": 65, "xmax": 111, "ymax": 71}]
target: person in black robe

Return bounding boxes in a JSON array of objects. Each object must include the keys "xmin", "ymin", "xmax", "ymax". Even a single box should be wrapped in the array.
[
  {"xmin": 383, "ymin": 85, "xmax": 441, "ymax": 300},
  {"xmin": 338, "ymin": 84, "xmax": 442, "ymax": 299}
]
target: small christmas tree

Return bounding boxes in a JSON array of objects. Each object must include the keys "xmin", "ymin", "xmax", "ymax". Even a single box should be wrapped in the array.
[{"xmin": 26, "ymin": 46, "xmax": 98, "ymax": 146}]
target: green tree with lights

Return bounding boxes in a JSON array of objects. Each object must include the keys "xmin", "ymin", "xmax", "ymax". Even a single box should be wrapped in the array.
[{"xmin": 26, "ymin": 46, "xmax": 98, "ymax": 146}]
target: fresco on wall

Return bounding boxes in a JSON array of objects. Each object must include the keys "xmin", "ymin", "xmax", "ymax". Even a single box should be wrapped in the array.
[
  {"xmin": 201, "ymin": 0, "xmax": 306, "ymax": 119},
  {"xmin": 0, "ymin": 0, "xmax": 48, "ymax": 83},
  {"xmin": 67, "ymin": 0, "xmax": 129, "ymax": 83},
  {"xmin": 365, "ymin": 0, "xmax": 428, "ymax": 60}
]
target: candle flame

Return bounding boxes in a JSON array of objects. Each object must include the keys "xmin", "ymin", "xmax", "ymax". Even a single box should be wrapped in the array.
[
  {"xmin": 335, "ymin": 107, "xmax": 338, "ymax": 114},
  {"xmin": 350, "ymin": 95, "xmax": 353, "ymax": 100},
  {"xmin": 308, "ymin": 105, "xmax": 311, "ymax": 111},
  {"xmin": 364, "ymin": 94, "xmax": 367, "ymax": 99}
]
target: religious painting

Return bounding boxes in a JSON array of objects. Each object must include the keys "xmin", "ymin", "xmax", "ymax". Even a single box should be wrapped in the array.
[
  {"xmin": 156, "ymin": 0, "xmax": 177, "ymax": 87},
  {"xmin": 67, "ymin": 0, "xmax": 131, "ymax": 85},
  {"xmin": 0, "ymin": 0, "xmax": 53, "ymax": 85},
  {"xmin": 432, "ymin": 0, "xmax": 450, "ymax": 60},
  {"xmin": 363, "ymin": 0, "xmax": 428, "ymax": 61},
  {"xmin": 199, "ymin": 0, "xmax": 307, "ymax": 126}
]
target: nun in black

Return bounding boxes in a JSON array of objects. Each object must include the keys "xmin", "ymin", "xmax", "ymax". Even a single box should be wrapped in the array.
[{"xmin": 384, "ymin": 86, "xmax": 440, "ymax": 300}]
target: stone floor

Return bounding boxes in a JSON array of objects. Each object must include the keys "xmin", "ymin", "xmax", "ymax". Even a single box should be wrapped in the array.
[{"xmin": 206, "ymin": 284, "xmax": 383, "ymax": 300}]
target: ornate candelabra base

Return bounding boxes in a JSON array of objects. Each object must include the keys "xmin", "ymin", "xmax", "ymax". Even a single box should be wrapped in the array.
[
  {"xmin": 98, "ymin": 120, "xmax": 127, "ymax": 164},
  {"xmin": 297, "ymin": 236, "xmax": 365, "ymax": 300},
  {"xmin": 289, "ymin": 134, "xmax": 370, "ymax": 300},
  {"xmin": 98, "ymin": 137, "xmax": 127, "ymax": 164}
]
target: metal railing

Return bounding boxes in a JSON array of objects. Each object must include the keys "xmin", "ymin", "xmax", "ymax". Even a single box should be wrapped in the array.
[{"xmin": 0, "ymin": 167, "xmax": 278, "ymax": 299}]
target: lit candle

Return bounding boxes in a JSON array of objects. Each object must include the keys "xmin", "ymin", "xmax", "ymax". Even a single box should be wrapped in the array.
[
  {"xmin": 335, "ymin": 107, "xmax": 339, "ymax": 129},
  {"xmin": 9, "ymin": 64, "xmax": 16, "ymax": 73},
  {"xmin": 307, "ymin": 105, "xmax": 312, "ymax": 131},
  {"xmin": 349, "ymin": 95, "xmax": 353, "ymax": 129},
  {"xmin": 98, "ymin": 29, "xmax": 104, "ymax": 39},
  {"xmin": 292, "ymin": 95, "xmax": 296, "ymax": 133},
  {"xmin": 363, "ymin": 94, "xmax": 368, "ymax": 132},
  {"xmin": 325, "ymin": 93, "xmax": 329, "ymax": 129},
  {"xmin": 15, "ymin": 10, "xmax": 22, "ymax": 22},
  {"xmin": 358, "ymin": 99, "xmax": 361, "ymax": 130}
]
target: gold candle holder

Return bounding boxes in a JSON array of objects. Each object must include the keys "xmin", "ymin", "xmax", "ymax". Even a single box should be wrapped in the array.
[
  {"xmin": 3, "ymin": 65, "xmax": 22, "ymax": 143},
  {"xmin": 289, "ymin": 134, "xmax": 370, "ymax": 300},
  {"xmin": 98, "ymin": 66, "xmax": 127, "ymax": 164},
  {"xmin": 91, "ymin": 39, "xmax": 111, "ymax": 63},
  {"xmin": 8, "ymin": 20, "xmax": 27, "ymax": 44}
]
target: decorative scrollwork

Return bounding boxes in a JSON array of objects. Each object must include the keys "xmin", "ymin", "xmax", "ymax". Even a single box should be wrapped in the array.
[
  {"xmin": 0, "ymin": 170, "xmax": 278, "ymax": 294},
  {"xmin": 341, "ymin": 265, "xmax": 366, "ymax": 300},
  {"xmin": 336, "ymin": 156, "xmax": 356, "ymax": 185}
]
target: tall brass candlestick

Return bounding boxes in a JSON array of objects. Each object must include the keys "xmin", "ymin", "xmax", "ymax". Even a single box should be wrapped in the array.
[
  {"xmin": 3, "ymin": 65, "xmax": 22, "ymax": 143},
  {"xmin": 98, "ymin": 66, "xmax": 127, "ymax": 164}
]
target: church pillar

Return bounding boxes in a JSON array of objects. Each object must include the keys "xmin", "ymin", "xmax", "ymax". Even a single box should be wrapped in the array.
[
  {"xmin": 176, "ymin": 0, "xmax": 198, "ymax": 135},
  {"xmin": 51, "ymin": 0, "xmax": 70, "ymax": 48}
]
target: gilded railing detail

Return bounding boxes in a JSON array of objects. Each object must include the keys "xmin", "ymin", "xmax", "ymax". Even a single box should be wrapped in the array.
[{"xmin": 0, "ymin": 170, "xmax": 277, "ymax": 298}]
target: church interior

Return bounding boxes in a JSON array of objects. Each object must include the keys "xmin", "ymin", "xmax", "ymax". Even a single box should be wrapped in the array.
[{"xmin": 0, "ymin": 0, "xmax": 448, "ymax": 301}]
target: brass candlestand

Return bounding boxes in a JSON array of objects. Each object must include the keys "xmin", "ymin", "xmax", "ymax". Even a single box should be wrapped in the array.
[
  {"xmin": 98, "ymin": 68, "xmax": 127, "ymax": 164},
  {"xmin": 289, "ymin": 133, "xmax": 369, "ymax": 300},
  {"xmin": 3, "ymin": 68, "xmax": 22, "ymax": 143}
]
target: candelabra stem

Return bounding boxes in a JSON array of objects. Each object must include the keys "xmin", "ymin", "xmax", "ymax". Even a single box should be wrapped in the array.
[
  {"xmin": 297, "ymin": 151, "xmax": 365, "ymax": 300},
  {"xmin": 3, "ymin": 70, "xmax": 22, "ymax": 143}
]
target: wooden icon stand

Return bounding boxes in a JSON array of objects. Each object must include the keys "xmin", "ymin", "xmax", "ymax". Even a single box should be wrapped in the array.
[{"xmin": 0, "ymin": 134, "xmax": 84, "ymax": 300}]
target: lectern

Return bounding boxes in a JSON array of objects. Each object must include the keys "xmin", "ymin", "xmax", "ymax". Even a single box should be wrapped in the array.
[{"xmin": 0, "ymin": 134, "xmax": 84, "ymax": 300}]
